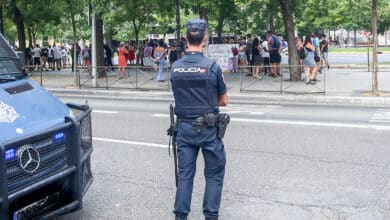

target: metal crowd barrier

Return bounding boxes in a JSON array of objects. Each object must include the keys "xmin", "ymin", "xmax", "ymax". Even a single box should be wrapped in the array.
[
  {"xmin": 239, "ymin": 64, "xmax": 326, "ymax": 94},
  {"xmin": 76, "ymin": 65, "xmax": 171, "ymax": 91},
  {"xmin": 25, "ymin": 65, "xmax": 171, "ymax": 92}
]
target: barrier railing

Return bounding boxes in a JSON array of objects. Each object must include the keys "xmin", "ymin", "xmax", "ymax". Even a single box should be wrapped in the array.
[
  {"xmin": 27, "ymin": 65, "xmax": 171, "ymax": 92},
  {"xmin": 239, "ymin": 64, "xmax": 326, "ymax": 94},
  {"xmin": 26, "ymin": 63, "xmax": 389, "ymax": 95},
  {"xmin": 76, "ymin": 65, "xmax": 171, "ymax": 91}
]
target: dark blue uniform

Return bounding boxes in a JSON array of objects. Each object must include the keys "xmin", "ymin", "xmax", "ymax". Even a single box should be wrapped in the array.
[{"xmin": 170, "ymin": 51, "xmax": 227, "ymax": 220}]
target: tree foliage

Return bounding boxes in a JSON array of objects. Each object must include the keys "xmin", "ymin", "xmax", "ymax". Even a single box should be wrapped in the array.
[{"xmin": 1, "ymin": 0, "xmax": 390, "ymax": 46}]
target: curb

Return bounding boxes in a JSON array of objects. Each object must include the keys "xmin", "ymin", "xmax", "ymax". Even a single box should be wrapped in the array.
[{"xmin": 48, "ymin": 88, "xmax": 390, "ymax": 107}]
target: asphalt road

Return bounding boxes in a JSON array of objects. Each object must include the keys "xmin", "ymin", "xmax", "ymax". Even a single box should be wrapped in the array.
[{"xmin": 58, "ymin": 96, "xmax": 390, "ymax": 220}]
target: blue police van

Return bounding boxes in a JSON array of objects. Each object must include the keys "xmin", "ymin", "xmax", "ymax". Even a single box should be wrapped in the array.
[{"xmin": 0, "ymin": 34, "xmax": 93, "ymax": 219}]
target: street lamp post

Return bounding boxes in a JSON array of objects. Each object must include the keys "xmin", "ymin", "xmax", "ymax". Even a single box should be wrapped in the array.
[{"xmin": 176, "ymin": 0, "xmax": 180, "ymax": 42}]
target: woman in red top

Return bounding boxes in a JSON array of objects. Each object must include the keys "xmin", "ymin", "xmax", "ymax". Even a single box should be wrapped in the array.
[
  {"xmin": 127, "ymin": 45, "xmax": 135, "ymax": 64},
  {"xmin": 118, "ymin": 42, "xmax": 128, "ymax": 79}
]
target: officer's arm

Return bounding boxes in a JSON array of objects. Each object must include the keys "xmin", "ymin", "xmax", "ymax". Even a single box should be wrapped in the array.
[{"xmin": 219, "ymin": 93, "xmax": 228, "ymax": 106}]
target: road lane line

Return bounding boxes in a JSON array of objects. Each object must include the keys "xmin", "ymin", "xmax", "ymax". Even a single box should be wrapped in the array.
[
  {"xmin": 152, "ymin": 113, "xmax": 170, "ymax": 117},
  {"xmin": 93, "ymin": 137, "xmax": 167, "ymax": 148},
  {"xmin": 93, "ymin": 110, "xmax": 119, "ymax": 114},
  {"xmin": 151, "ymin": 114, "xmax": 390, "ymax": 130}
]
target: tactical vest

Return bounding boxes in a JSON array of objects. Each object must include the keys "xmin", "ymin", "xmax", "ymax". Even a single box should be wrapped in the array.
[{"xmin": 170, "ymin": 57, "xmax": 219, "ymax": 118}]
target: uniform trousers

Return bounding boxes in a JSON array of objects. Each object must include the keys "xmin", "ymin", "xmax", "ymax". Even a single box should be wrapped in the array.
[{"xmin": 174, "ymin": 121, "xmax": 226, "ymax": 219}]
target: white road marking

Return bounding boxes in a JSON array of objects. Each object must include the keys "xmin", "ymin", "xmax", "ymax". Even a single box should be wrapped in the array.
[
  {"xmin": 220, "ymin": 104, "xmax": 281, "ymax": 115},
  {"xmin": 93, "ymin": 110, "xmax": 119, "ymax": 114},
  {"xmin": 370, "ymin": 109, "xmax": 390, "ymax": 124},
  {"xmin": 152, "ymin": 113, "xmax": 170, "ymax": 117},
  {"xmin": 93, "ymin": 137, "xmax": 167, "ymax": 148},
  {"xmin": 151, "ymin": 114, "xmax": 390, "ymax": 131}
]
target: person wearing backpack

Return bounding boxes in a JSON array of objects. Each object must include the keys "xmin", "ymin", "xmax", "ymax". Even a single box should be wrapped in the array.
[
  {"xmin": 81, "ymin": 45, "xmax": 91, "ymax": 73},
  {"xmin": 267, "ymin": 31, "xmax": 282, "ymax": 78}
]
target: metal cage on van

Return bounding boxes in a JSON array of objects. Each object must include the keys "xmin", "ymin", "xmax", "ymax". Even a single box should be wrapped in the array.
[{"xmin": 0, "ymin": 103, "xmax": 93, "ymax": 220}]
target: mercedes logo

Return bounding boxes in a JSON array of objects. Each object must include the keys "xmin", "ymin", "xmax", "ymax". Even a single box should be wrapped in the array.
[{"xmin": 18, "ymin": 145, "xmax": 41, "ymax": 174}]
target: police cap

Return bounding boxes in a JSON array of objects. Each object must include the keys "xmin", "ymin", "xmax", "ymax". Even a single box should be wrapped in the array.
[{"xmin": 186, "ymin": 19, "xmax": 207, "ymax": 34}]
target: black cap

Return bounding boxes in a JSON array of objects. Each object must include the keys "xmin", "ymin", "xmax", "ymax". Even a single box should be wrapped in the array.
[{"xmin": 186, "ymin": 19, "xmax": 207, "ymax": 34}]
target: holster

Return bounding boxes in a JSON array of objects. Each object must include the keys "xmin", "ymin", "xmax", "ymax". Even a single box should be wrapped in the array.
[{"xmin": 217, "ymin": 113, "xmax": 230, "ymax": 138}]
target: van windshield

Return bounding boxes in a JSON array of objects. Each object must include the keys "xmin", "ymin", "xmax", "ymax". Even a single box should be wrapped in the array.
[
  {"xmin": 0, "ymin": 46, "xmax": 10, "ymax": 58},
  {"xmin": 0, "ymin": 59, "xmax": 25, "ymax": 82}
]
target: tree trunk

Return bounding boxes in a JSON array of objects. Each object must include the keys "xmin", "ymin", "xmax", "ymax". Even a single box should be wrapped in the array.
[
  {"xmin": 216, "ymin": 17, "xmax": 223, "ymax": 43},
  {"xmin": 216, "ymin": 0, "xmax": 224, "ymax": 44},
  {"xmin": 199, "ymin": 6, "xmax": 209, "ymax": 57},
  {"xmin": 354, "ymin": 28, "xmax": 357, "ymax": 48},
  {"xmin": 371, "ymin": 0, "xmax": 378, "ymax": 96},
  {"xmin": 96, "ymin": 16, "xmax": 106, "ymax": 78},
  {"xmin": 27, "ymin": 26, "xmax": 33, "ymax": 48},
  {"xmin": 279, "ymin": 0, "xmax": 300, "ymax": 81},
  {"xmin": 199, "ymin": 7, "xmax": 208, "ymax": 21},
  {"xmin": 132, "ymin": 19, "xmax": 140, "ymax": 44},
  {"xmin": 12, "ymin": 4, "xmax": 26, "ymax": 56}
]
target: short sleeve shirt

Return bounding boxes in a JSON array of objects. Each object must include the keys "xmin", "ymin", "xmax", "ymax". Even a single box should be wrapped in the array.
[{"xmin": 32, "ymin": 48, "xmax": 41, "ymax": 57}]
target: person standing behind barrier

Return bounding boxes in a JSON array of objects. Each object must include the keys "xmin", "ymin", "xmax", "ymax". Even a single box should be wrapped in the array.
[
  {"xmin": 70, "ymin": 44, "xmax": 80, "ymax": 72},
  {"xmin": 143, "ymin": 42, "xmax": 153, "ymax": 68},
  {"xmin": 311, "ymin": 33, "xmax": 321, "ymax": 72},
  {"xmin": 261, "ymin": 35, "xmax": 270, "ymax": 75},
  {"xmin": 238, "ymin": 41, "xmax": 247, "ymax": 66},
  {"xmin": 169, "ymin": 43, "xmax": 178, "ymax": 65},
  {"xmin": 252, "ymin": 38, "xmax": 262, "ymax": 79},
  {"xmin": 320, "ymin": 33, "xmax": 329, "ymax": 70},
  {"xmin": 104, "ymin": 43, "xmax": 114, "ymax": 71},
  {"xmin": 31, "ymin": 44, "xmax": 41, "ymax": 71},
  {"xmin": 154, "ymin": 40, "xmax": 166, "ymax": 82},
  {"xmin": 48, "ymin": 45, "xmax": 54, "ymax": 70},
  {"xmin": 117, "ymin": 42, "xmax": 128, "ymax": 79},
  {"xmin": 81, "ymin": 45, "xmax": 91, "ymax": 73},
  {"xmin": 245, "ymin": 34, "xmax": 254, "ymax": 76},
  {"xmin": 170, "ymin": 18, "xmax": 228, "ymax": 220},
  {"xmin": 267, "ymin": 31, "xmax": 282, "ymax": 78},
  {"xmin": 303, "ymin": 36, "xmax": 319, "ymax": 84},
  {"xmin": 52, "ymin": 44, "xmax": 62, "ymax": 71},
  {"xmin": 61, "ymin": 46, "xmax": 68, "ymax": 68},
  {"xmin": 295, "ymin": 37, "xmax": 304, "ymax": 73},
  {"xmin": 40, "ymin": 46, "xmax": 49, "ymax": 71},
  {"xmin": 128, "ymin": 44, "xmax": 136, "ymax": 65}
]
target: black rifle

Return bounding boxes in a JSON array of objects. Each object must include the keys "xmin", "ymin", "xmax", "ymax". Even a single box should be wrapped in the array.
[{"xmin": 167, "ymin": 104, "xmax": 178, "ymax": 187}]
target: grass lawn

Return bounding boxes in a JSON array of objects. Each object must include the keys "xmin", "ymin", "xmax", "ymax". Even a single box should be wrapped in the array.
[{"xmin": 329, "ymin": 47, "xmax": 390, "ymax": 53}]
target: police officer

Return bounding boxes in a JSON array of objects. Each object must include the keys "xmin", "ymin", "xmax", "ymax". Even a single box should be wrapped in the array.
[{"xmin": 170, "ymin": 18, "xmax": 228, "ymax": 220}]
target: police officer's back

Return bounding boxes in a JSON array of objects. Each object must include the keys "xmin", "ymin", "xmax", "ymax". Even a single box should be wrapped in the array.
[{"xmin": 170, "ymin": 18, "xmax": 228, "ymax": 220}]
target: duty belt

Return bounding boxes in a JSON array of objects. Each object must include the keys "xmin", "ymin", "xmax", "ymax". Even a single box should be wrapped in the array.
[
  {"xmin": 177, "ymin": 113, "xmax": 219, "ymax": 127},
  {"xmin": 177, "ymin": 113, "xmax": 230, "ymax": 138}
]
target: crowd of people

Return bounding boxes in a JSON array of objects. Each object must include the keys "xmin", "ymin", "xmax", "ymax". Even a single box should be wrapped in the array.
[
  {"xmin": 27, "ymin": 44, "xmax": 70, "ymax": 71},
  {"xmin": 24, "ymin": 31, "xmax": 329, "ymax": 85},
  {"xmin": 115, "ymin": 39, "xmax": 181, "ymax": 81},
  {"xmin": 296, "ymin": 33, "xmax": 329, "ymax": 84},
  {"xmin": 225, "ymin": 31, "xmax": 329, "ymax": 84},
  {"xmin": 224, "ymin": 31, "xmax": 286, "ymax": 79}
]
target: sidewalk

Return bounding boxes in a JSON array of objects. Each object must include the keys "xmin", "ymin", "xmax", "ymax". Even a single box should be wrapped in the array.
[{"xmin": 28, "ymin": 66, "xmax": 390, "ymax": 107}]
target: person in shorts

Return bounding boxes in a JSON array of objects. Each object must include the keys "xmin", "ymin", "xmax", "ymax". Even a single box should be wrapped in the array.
[
  {"xmin": 320, "ymin": 33, "xmax": 329, "ymax": 70},
  {"xmin": 267, "ymin": 31, "xmax": 282, "ymax": 77}
]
